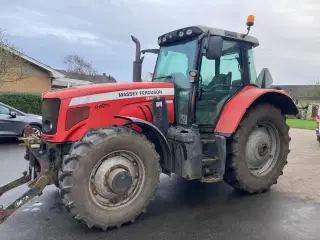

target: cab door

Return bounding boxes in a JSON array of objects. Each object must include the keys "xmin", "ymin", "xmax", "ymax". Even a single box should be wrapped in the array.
[{"xmin": 195, "ymin": 40, "xmax": 246, "ymax": 127}]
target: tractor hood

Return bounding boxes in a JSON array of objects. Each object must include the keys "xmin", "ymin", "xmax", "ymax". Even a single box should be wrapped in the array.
[
  {"xmin": 43, "ymin": 82, "xmax": 174, "ymax": 100},
  {"xmin": 41, "ymin": 81, "xmax": 175, "ymax": 143}
]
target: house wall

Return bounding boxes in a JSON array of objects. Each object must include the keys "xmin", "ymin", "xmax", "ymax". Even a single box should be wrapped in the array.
[
  {"xmin": 306, "ymin": 104, "xmax": 320, "ymax": 121},
  {"xmin": 0, "ymin": 60, "xmax": 51, "ymax": 93},
  {"xmin": 295, "ymin": 98, "xmax": 320, "ymax": 108}
]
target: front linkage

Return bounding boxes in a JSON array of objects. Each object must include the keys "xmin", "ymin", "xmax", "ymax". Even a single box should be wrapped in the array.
[{"xmin": 0, "ymin": 125, "xmax": 55, "ymax": 224}]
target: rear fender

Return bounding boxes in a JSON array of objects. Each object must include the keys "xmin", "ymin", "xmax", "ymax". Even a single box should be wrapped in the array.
[
  {"xmin": 114, "ymin": 116, "xmax": 172, "ymax": 174},
  {"xmin": 215, "ymin": 86, "xmax": 298, "ymax": 136}
]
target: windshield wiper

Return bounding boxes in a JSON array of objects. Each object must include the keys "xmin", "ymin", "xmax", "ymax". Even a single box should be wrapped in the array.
[{"xmin": 153, "ymin": 75, "xmax": 173, "ymax": 81}]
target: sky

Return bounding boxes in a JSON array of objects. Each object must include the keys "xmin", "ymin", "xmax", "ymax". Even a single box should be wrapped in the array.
[{"xmin": 1, "ymin": 0, "xmax": 320, "ymax": 85}]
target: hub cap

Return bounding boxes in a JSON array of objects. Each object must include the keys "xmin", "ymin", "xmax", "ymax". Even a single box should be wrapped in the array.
[
  {"xmin": 245, "ymin": 122, "xmax": 280, "ymax": 176},
  {"xmin": 89, "ymin": 151, "xmax": 145, "ymax": 209},
  {"xmin": 32, "ymin": 127, "xmax": 41, "ymax": 137}
]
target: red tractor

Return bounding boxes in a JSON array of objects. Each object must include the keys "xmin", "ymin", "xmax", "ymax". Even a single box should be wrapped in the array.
[{"xmin": 0, "ymin": 16, "xmax": 297, "ymax": 229}]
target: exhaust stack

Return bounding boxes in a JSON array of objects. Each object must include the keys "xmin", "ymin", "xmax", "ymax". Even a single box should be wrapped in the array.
[{"xmin": 131, "ymin": 35, "xmax": 143, "ymax": 82}]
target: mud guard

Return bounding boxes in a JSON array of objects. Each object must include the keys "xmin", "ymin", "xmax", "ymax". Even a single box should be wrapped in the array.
[
  {"xmin": 114, "ymin": 116, "xmax": 172, "ymax": 174},
  {"xmin": 215, "ymin": 86, "xmax": 298, "ymax": 136}
]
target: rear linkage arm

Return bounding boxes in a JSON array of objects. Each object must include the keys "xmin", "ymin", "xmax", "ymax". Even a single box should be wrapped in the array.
[{"xmin": 0, "ymin": 125, "xmax": 53, "ymax": 224}]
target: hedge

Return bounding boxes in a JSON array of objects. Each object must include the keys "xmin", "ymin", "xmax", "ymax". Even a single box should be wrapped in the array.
[{"xmin": 0, "ymin": 92, "xmax": 42, "ymax": 115}]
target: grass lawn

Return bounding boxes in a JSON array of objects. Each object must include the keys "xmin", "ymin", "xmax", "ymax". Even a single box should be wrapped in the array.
[{"xmin": 286, "ymin": 118, "xmax": 317, "ymax": 130}]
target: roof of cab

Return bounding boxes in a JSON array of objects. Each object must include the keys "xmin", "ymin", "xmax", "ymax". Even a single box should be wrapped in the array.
[{"xmin": 194, "ymin": 25, "xmax": 259, "ymax": 47}]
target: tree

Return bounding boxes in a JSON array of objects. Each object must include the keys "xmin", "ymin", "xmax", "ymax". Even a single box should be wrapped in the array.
[
  {"xmin": 0, "ymin": 29, "xmax": 29, "ymax": 85},
  {"xmin": 64, "ymin": 54, "xmax": 97, "ymax": 75}
]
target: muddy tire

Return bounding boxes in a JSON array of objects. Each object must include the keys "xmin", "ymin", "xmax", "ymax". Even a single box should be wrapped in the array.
[
  {"xmin": 224, "ymin": 103, "xmax": 290, "ymax": 193},
  {"xmin": 59, "ymin": 126, "xmax": 161, "ymax": 230}
]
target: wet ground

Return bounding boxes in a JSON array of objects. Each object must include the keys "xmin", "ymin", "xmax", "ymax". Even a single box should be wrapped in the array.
[{"xmin": 0, "ymin": 129, "xmax": 319, "ymax": 240}]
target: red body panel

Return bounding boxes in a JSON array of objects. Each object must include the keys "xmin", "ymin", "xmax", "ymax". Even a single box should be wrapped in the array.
[
  {"xmin": 215, "ymin": 86, "xmax": 291, "ymax": 135},
  {"xmin": 43, "ymin": 82, "xmax": 173, "ymax": 99},
  {"xmin": 41, "ymin": 82, "xmax": 175, "ymax": 143}
]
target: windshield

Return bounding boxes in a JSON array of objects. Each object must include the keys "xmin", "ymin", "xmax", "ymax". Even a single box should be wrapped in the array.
[{"xmin": 153, "ymin": 39, "xmax": 198, "ymax": 89}]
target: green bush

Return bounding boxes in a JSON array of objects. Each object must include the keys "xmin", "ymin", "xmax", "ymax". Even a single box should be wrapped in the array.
[{"xmin": 0, "ymin": 92, "xmax": 42, "ymax": 115}]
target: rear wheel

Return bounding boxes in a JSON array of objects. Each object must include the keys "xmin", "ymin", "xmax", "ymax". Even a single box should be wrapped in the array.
[
  {"xmin": 224, "ymin": 103, "xmax": 290, "ymax": 193},
  {"xmin": 59, "ymin": 126, "xmax": 160, "ymax": 230}
]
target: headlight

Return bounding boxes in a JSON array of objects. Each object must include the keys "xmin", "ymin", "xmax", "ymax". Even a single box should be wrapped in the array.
[
  {"xmin": 186, "ymin": 29, "xmax": 192, "ymax": 35},
  {"xmin": 43, "ymin": 120, "xmax": 53, "ymax": 132}
]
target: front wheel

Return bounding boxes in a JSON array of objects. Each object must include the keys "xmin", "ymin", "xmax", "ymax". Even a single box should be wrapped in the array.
[
  {"xmin": 224, "ymin": 103, "xmax": 291, "ymax": 193},
  {"xmin": 59, "ymin": 126, "xmax": 161, "ymax": 230},
  {"xmin": 30, "ymin": 125, "xmax": 41, "ymax": 137}
]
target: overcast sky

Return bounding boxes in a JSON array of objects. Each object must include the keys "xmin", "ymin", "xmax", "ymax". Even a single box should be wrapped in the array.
[{"xmin": 1, "ymin": 0, "xmax": 319, "ymax": 84}]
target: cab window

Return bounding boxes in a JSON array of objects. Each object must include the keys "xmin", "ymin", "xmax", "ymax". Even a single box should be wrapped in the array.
[
  {"xmin": 196, "ymin": 40, "xmax": 244, "ymax": 125},
  {"xmin": 248, "ymin": 48, "xmax": 257, "ymax": 84}
]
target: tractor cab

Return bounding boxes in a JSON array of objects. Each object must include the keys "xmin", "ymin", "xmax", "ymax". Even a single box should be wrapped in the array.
[{"xmin": 152, "ymin": 17, "xmax": 260, "ymax": 128}]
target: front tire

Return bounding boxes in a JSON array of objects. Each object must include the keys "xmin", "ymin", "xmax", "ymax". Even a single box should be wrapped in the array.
[
  {"xmin": 224, "ymin": 103, "xmax": 290, "ymax": 193},
  {"xmin": 59, "ymin": 126, "xmax": 160, "ymax": 230}
]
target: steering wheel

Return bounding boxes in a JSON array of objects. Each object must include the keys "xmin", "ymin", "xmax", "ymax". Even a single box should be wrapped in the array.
[
  {"xmin": 169, "ymin": 72, "xmax": 189, "ymax": 89},
  {"xmin": 203, "ymin": 81, "xmax": 230, "ymax": 92},
  {"xmin": 202, "ymin": 73, "xmax": 232, "ymax": 92}
]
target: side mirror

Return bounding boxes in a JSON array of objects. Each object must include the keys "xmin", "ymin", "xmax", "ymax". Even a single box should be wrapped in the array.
[
  {"xmin": 9, "ymin": 111, "xmax": 17, "ymax": 118},
  {"xmin": 206, "ymin": 36, "xmax": 223, "ymax": 60},
  {"xmin": 257, "ymin": 68, "xmax": 273, "ymax": 88}
]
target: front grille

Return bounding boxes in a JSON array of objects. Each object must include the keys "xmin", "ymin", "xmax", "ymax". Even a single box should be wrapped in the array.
[{"xmin": 42, "ymin": 98, "xmax": 61, "ymax": 134}]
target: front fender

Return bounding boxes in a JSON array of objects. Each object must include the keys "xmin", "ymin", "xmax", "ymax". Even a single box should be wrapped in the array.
[
  {"xmin": 114, "ymin": 115, "xmax": 172, "ymax": 174},
  {"xmin": 215, "ymin": 86, "xmax": 298, "ymax": 136}
]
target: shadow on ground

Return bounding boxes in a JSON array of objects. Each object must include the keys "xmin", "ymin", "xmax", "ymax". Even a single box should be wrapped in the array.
[{"xmin": 0, "ymin": 137, "xmax": 20, "ymax": 144}]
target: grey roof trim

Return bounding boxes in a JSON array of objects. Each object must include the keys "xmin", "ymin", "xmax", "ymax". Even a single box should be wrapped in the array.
[
  {"xmin": 0, "ymin": 44, "xmax": 65, "ymax": 78},
  {"xmin": 195, "ymin": 25, "xmax": 259, "ymax": 47},
  {"xmin": 52, "ymin": 78, "xmax": 93, "ymax": 87},
  {"xmin": 275, "ymin": 84, "xmax": 320, "ymax": 99}
]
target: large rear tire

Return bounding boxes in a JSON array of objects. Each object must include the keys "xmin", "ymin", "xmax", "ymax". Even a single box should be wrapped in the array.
[
  {"xmin": 224, "ymin": 103, "xmax": 290, "ymax": 193},
  {"xmin": 59, "ymin": 126, "xmax": 160, "ymax": 230}
]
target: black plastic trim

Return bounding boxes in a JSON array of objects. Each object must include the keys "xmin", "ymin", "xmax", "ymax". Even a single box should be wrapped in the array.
[{"xmin": 114, "ymin": 116, "xmax": 172, "ymax": 172}]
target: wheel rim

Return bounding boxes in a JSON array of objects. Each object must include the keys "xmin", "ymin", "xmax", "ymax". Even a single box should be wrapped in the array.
[
  {"xmin": 31, "ymin": 127, "xmax": 41, "ymax": 137},
  {"xmin": 245, "ymin": 122, "xmax": 280, "ymax": 176},
  {"xmin": 89, "ymin": 150, "xmax": 145, "ymax": 210}
]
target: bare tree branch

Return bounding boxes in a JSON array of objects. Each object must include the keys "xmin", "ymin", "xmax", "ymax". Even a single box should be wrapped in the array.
[
  {"xmin": 0, "ymin": 29, "xmax": 30, "ymax": 85},
  {"xmin": 64, "ymin": 54, "xmax": 97, "ymax": 75}
]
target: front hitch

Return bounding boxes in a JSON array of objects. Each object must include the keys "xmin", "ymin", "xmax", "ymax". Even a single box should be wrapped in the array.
[{"xmin": 0, "ymin": 125, "xmax": 54, "ymax": 224}]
